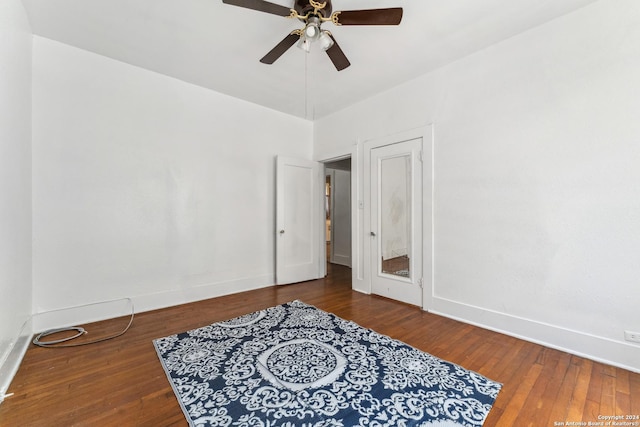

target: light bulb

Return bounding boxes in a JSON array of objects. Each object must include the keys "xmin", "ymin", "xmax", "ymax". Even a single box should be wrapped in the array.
[
  {"xmin": 304, "ymin": 24, "xmax": 320, "ymax": 40},
  {"xmin": 303, "ymin": 17, "xmax": 321, "ymax": 42}
]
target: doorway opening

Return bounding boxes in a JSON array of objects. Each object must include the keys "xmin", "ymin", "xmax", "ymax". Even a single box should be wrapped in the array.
[{"xmin": 323, "ymin": 157, "xmax": 352, "ymax": 270}]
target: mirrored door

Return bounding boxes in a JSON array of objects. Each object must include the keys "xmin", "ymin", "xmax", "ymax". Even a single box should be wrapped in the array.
[{"xmin": 370, "ymin": 138, "xmax": 423, "ymax": 306}]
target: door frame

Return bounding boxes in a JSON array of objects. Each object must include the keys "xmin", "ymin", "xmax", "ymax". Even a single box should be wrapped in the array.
[
  {"xmin": 362, "ymin": 125, "xmax": 433, "ymax": 310},
  {"xmin": 325, "ymin": 165, "xmax": 352, "ymax": 268},
  {"xmin": 318, "ymin": 151, "xmax": 357, "ymax": 282}
]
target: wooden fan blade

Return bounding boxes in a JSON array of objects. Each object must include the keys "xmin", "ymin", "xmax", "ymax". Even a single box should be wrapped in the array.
[
  {"xmin": 260, "ymin": 33, "xmax": 300, "ymax": 64},
  {"xmin": 334, "ymin": 8, "xmax": 403, "ymax": 25},
  {"xmin": 222, "ymin": 0, "xmax": 292, "ymax": 17},
  {"xmin": 325, "ymin": 35, "xmax": 350, "ymax": 71}
]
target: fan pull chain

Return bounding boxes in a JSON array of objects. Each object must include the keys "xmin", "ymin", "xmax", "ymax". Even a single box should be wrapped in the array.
[{"xmin": 304, "ymin": 51, "xmax": 308, "ymax": 119}]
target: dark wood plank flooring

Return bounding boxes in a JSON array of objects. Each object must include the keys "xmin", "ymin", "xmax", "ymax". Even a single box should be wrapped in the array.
[{"xmin": 1, "ymin": 263, "xmax": 638, "ymax": 426}]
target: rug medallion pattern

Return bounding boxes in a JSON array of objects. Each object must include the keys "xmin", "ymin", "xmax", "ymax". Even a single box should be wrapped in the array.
[{"xmin": 153, "ymin": 301, "xmax": 501, "ymax": 427}]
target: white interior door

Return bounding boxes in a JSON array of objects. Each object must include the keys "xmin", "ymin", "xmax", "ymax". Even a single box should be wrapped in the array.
[
  {"xmin": 276, "ymin": 156, "xmax": 324, "ymax": 285},
  {"xmin": 370, "ymin": 138, "xmax": 423, "ymax": 306}
]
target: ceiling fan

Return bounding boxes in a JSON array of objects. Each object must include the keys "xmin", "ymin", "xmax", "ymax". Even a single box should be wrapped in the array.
[{"xmin": 222, "ymin": 0, "xmax": 403, "ymax": 71}]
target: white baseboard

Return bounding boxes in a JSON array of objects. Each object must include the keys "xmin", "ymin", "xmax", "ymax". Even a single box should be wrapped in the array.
[
  {"xmin": 352, "ymin": 282, "xmax": 370, "ymax": 295},
  {"xmin": 131, "ymin": 274, "xmax": 275, "ymax": 314},
  {"xmin": 429, "ymin": 296, "xmax": 640, "ymax": 374},
  {"xmin": 31, "ymin": 274, "xmax": 276, "ymax": 333},
  {"xmin": 0, "ymin": 274, "xmax": 275, "ymax": 405},
  {"xmin": 330, "ymin": 254, "xmax": 352, "ymax": 268},
  {"xmin": 0, "ymin": 322, "xmax": 32, "ymax": 405}
]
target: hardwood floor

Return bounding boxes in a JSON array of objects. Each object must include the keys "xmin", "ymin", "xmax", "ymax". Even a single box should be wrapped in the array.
[{"xmin": 1, "ymin": 263, "xmax": 638, "ymax": 426}]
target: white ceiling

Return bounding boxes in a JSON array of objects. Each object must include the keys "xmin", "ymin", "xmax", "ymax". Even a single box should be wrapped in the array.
[{"xmin": 21, "ymin": 0, "xmax": 600, "ymax": 120}]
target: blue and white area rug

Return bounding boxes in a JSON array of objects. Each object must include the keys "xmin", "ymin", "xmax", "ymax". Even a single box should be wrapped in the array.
[{"xmin": 153, "ymin": 300, "xmax": 501, "ymax": 427}]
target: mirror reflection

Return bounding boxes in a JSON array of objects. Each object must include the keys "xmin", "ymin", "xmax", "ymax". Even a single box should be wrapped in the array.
[{"xmin": 380, "ymin": 155, "xmax": 411, "ymax": 278}]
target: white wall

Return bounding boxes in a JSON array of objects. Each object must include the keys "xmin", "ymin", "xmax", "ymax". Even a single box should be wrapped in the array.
[
  {"xmin": 32, "ymin": 37, "xmax": 313, "ymax": 323},
  {"xmin": 0, "ymin": 0, "xmax": 32, "ymax": 399},
  {"xmin": 314, "ymin": 0, "xmax": 640, "ymax": 372}
]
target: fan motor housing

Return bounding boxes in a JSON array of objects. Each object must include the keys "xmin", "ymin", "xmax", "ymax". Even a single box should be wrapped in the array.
[{"xmin": 294, "ymin": 0, "xmax": 332, "ymax": 18}]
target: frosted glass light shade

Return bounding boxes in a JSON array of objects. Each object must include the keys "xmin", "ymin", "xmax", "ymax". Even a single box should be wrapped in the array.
[
  {"xmin": 297, "ymin": 37, "xmax": 311, "ymax": 52},
  {"xmin": 319, "ymin": 32, "xmax": 334, "ymax": 51}
]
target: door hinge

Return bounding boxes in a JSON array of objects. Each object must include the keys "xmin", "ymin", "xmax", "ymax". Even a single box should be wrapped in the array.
[
  {"xmin": 418, "ymin": 150, "xmax": 424, "ymax": 162},
  {"xmin": 418, "ymin": 277, "xmax": 424, "ymax": 288}
]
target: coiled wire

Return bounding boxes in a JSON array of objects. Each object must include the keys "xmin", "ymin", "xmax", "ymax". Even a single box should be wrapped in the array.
[{"xmin": 32, "ymin": 299, "xmax": 134, "ymax": 348}]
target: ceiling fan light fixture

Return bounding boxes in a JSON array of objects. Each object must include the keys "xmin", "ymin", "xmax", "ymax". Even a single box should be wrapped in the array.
[
  {"xmin": 319, "ymin": 31, "xmax": 334, "ymax": 51},
  {"xmin": 224, "ymin": 0, "xmax": 403, "ymax": 71},
  {"xmin": 304, "ymin": 17, "xmax": 321, "ymax": 41},
  {"xmin": 304, "ymin": 25, "xmax": 320, "ymax": 40},
  {"xmin": 296, "ymin": 37, "xmax": 311, "ymax": 53}
]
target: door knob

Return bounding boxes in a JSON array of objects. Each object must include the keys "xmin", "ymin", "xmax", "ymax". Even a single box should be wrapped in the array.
[
  {"xmin": 280, "ymin": 230, "xmax": 285, "ymax": 234},
  {"xmin": 370, "ymin": 231, "xmax": 376, "ymax": 237}
]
